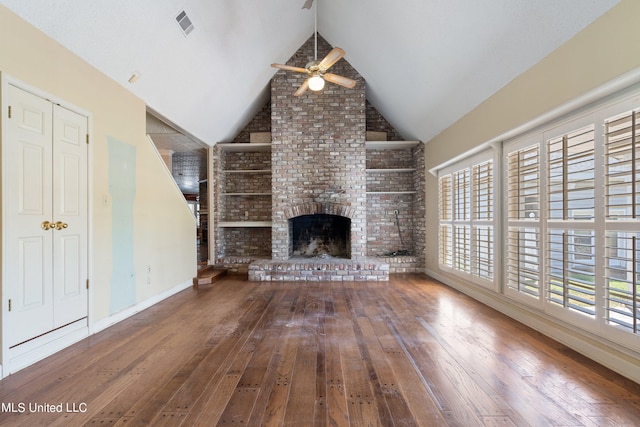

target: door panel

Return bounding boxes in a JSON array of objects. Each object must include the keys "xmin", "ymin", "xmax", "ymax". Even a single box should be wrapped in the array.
[
  {"xmin": 16, "ymin": 236, "xmax": 53, "ymax": 344},
  {"xmin": 61, "ymin": 153, "xmax": 81, "ymax": 215},
  {"xmin": 19, "ymin": 237, "xmax": 48, "ymax": 307},
  {"xmin": 19, "ymin": 143, "xmax": 47, "ymax": 214},
  {"xmin": 5, "ymin": 84, "xmax": 55, "ymax": 347}
]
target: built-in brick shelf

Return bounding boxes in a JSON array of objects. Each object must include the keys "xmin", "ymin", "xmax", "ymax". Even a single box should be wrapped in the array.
[{"xmin": 248, "ymin": 258, "xmax": 389, "ymax": 282}]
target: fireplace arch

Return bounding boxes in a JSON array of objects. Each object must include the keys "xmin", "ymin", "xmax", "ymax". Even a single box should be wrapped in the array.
[{"xmin": 283, "ymin": 202, "xmax": 356, "ymax": 221}]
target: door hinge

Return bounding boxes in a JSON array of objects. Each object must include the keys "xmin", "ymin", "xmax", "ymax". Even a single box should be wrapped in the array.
[
  {"xmin": 8, "ymin": 299, "xmax": 12, "ymax": 312},
  {"xmin": 86, "ymin": 279, "xmax": 89, "ymax": 290},
  {"xmin": 86, "ymin": 134, "xmax": 89, "ymax": 144},
  {"xmin": 7, "ymin": 105, "xmax": 11, "ymax": 119}
]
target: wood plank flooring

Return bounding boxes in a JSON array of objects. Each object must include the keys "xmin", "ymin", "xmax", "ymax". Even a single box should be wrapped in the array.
[{"xmin": 1, "ymin": 274, "xmax": 639, "ymax": 426}]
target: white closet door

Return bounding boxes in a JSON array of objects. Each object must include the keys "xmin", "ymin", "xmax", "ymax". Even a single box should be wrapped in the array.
[
  {"xmin": 5, "ymin": 84, "xmax": 55, "ymax": 347},
  {"xmin": 52, "ymin": 104, "xmax": 88, "ymax": 326}
]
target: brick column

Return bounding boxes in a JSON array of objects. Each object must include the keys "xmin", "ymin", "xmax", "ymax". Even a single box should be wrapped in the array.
[{"xmin": 271, "ymin": 35, "xmax": 366, "ymax": 260}]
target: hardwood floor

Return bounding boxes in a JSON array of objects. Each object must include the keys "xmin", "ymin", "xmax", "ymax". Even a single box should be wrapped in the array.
[{"xmin": 1, "ymin": 274, "xmax": 639, "ymax": 426}]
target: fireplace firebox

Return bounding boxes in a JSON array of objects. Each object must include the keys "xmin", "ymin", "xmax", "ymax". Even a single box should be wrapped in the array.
[{"xmin": 289, "ymin": 214, "xmax": 351, "ymax": 258}]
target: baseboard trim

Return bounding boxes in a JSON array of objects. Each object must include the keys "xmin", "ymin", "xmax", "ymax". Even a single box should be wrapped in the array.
[
  {"xmin": 91, "ymin": 280, "xmax": 193, "ymax": 335},
  {"xmin": 5, "ymin": 321, "xmax": 89, "ymax": 377},
  {"xmin": 424, "ymin": 269, "xmax": 640, "ymax": 385}
]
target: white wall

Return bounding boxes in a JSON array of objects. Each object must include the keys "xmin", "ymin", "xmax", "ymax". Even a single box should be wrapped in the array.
[{"xmin": 0, "ymin": 6, "xmax": 197, "ymax": 329}]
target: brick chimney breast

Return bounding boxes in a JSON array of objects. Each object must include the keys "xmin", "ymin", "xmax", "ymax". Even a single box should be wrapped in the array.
[{"xmin": 271, "ymin": 34, "xmax": 366, "ymax": 261}]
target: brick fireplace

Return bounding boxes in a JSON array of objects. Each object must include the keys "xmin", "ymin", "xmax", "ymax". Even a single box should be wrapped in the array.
[
  {"xmin": 270, "ymin": 36, "xmax": 367, "ymax": 261},
  {"xmin": 212, "ymin": 34, "xmax": 425, "ymax": 281}
]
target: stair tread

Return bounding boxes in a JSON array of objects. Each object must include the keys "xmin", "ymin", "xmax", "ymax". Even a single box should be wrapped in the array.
[{"xmin": 192, "ymin": 266, "xmax": 227, "ymax": 287}]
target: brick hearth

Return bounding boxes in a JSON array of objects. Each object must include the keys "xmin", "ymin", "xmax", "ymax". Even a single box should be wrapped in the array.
[{"xmin": 248, "ymin": 258, "xmax": 389, "ymax": 282}]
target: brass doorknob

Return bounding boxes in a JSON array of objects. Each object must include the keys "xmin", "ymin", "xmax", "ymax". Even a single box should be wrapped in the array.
[
  {"xmin": 41, "ymin": 221, "xmax": 54, "ymax": 230},
  {"xmin": 54, "ymin": 221, "xmax": 68, "ymax": 230}
]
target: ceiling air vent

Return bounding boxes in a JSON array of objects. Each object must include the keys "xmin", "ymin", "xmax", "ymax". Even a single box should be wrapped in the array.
[{"xmin": 175, "ymin": 10, "xmax": 194, "ymax": 36}]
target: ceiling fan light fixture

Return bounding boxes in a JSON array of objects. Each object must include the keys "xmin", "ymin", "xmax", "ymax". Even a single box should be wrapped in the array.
[{"xmin": 308, "ymin": 74, "xmax": 325, "ymax": 91}]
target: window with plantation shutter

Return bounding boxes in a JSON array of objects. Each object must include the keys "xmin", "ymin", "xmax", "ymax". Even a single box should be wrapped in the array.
[
  {"xmin": 546, "ymin": 124, "xmax": 596, "ymax": 318},
  {"xmin": 439, "ymin": 175, "xmax": 453, "ymax": 268},
  {"xmin": 438, "ymin": 155, "xmax": 494, "ymax": 285},
  {"xmin": 507, "ymin": 144, "xmax": 540, "ymax": 221},
  {"xmin": 604, "ymin": 108, "xmax": 640, "ymax": 335},
  {"xmin": 547, "ymin": 229, "xmax": 596, "ymax": 316},
  {"xmin": 496, "ymin": 88, "xmax": 640, "ymax": 351},
  {"xmin": 472, "ymin": 160, "xmax": 493, "ymax": 280},
  {"xmin": 605, "ymin": 110, "xmax": 640, "ymax": 220},
  {"xmin": 547, "ymin": 125, "xmax": 596, "ymax": 221},
  {"xmin": 506, "ymin": 227, "xmax": 540, "ymax": 298},
  {"xmin": 453, "ymin": 169, "xmax": 471, "ymax": 272},
  {"xmin": 506, "ymin": 143, "xmax": 541, "ymax": 301},
  {"xmin": 605, "ymin": 231, "xmax": 639, "ymax": 333}
]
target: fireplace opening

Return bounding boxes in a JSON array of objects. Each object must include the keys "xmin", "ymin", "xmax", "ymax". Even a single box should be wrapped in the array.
[{"xmin": 289, "ymin": 214, "xmax": 351, "ymax": 258}]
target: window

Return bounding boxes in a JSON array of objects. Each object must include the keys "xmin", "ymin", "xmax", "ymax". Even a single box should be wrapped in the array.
[
  {"xmin": 546, "ymin": 124, "xmax": 596, "ymax": 318},
  {"xmin": 604, "ymin": 110, "xmax": 639, "ymax": 220},
  {"xmin": 506, "ymin": 143, "xmax": 541, "ymax": 301},
  {"xmin": 439, "ymin": 175, "xmax": 453, "ymax": 268},
  {"xmin": 502, "ymin": 97, "xmax": 640, "ymax": 348},
  {"xmin": 605, "ymin": 231, "xmax": 639, "ymax": 333},
  {"xmin": 472, "ymin": 161, "xmax": 494, "ymax": 280},
  {"xmin": 437, "ymin": 87, "xmax": 640, "ymax": 351},
  {"xmin": 604, "ymin": 108, "xmax": 640, "ymax": 335},
  {"xmin": 439, "ymin": 155, "xmax": 494, "ymax": 286}
]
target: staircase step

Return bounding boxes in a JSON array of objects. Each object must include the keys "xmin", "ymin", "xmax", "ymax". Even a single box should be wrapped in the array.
[{"xmin": 192, "ymin": 266, "xmax": 227, "ymax": 288}]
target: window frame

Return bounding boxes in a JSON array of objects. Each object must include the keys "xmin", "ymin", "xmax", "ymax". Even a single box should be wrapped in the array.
[
  {"xmin": 503, "ymin": 134, "xmax": 545, "ymax": 309},
  {"xmin": 438, "ymin": 149, "xmax": 497, "ymax": 290},
  {"xmin": 502, "ymin": 92, "xmax": 640, "ymax": 351}
]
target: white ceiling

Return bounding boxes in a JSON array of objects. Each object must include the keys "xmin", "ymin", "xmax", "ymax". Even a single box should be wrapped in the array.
[{"xmin": 1, "ymin": 0, "xmax": 620, "ymax": 146}]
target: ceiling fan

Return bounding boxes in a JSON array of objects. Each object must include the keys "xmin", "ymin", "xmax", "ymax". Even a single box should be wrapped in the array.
[{"xmin": 271, "ymin": 0, "xmax": 356, "ymax": 96}]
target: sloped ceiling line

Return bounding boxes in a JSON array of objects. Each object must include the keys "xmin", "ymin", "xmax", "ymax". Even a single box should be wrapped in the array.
[{"xmin": 0, "ymin": 0, "xmax": 620, "ymax": 146}]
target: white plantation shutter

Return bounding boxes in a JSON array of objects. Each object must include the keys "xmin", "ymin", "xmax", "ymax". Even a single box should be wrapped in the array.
[
  {"xmin": 454, "ymin": 225, "xmax": 471, "ymax": 273},
  {"xmin": 438, "ymin": 155, "xmax": 494, "ymax": 285},
  {"xmin": 473, "ymin": 160, "xmax": 493, "ymax": 220},
  {"xmin": 453, "ymin": 169, "xmax": 471, "ymax": 272},
  {"xmin": 547, "ymin": 125, "xmax": 596, "ymax": 221},
  {"xmin": 507, "ymin": 144, "xmax": 540, "ymax": 220},
  {"xmin": 473, "ymin": 225, "xmax": 493, "ymax": 280},
  {"xmin": 472, "ymin": 160, "xmax": 493, "ymax": 280},
  {"xmin": 604, "ymin": 108, "xmax": 640, "ymax": 335},
  {"xmin": 439, "ymin": 175, "xmax": 453, "ymax": 267},
  {"xmin": 506, "ymin": 143, "xmax": 541, "ymax": 301},
  {"xmin": 437, "ymin": 85, "xmax": 640, "ymax": 351},
  {"xmin": 453, "ymin": 169, "xmax": 470, "ymax": 221},
  {"xmin": 547, "ymin": 229, "xmax": 596, "ymax": 316},
  {"xmin": 546, "ymin": 124, "xmax": 596, "ymax": 318},
  {"xmin": 604, "ymin": 231, "xmax": 639, "ymax": 333},
  {"xmin": 506, "ymin": 227, "xmax": 540, "ymax": 298},
  {"xmin": 605, "ymin": 110, "xmax": 640, "ymax": 220},
  {"xmin": 497, "ymin": 89, "xmax": 640, "ymax": 350}
]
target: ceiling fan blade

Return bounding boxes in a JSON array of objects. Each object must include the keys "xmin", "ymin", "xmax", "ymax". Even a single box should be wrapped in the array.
[
  {"xmin": 323, "ymin": 73, "xmax": 356, "ymax": 89},
  {"xmin": 294, "ymin": 79, "xmax": 310, "ymax": 96},
  {"xmin": 271, "ymin": 63, "xmax": 308, "ymax": 73},
  {"xmin": 318, "ymin": 47, "xmax": 345, "ymax": 71}
]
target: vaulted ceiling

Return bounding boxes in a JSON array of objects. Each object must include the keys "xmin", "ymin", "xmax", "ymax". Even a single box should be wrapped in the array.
[{"xmin": 0, "ymin": 0, "xmax": 620, "ymax": 146}]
